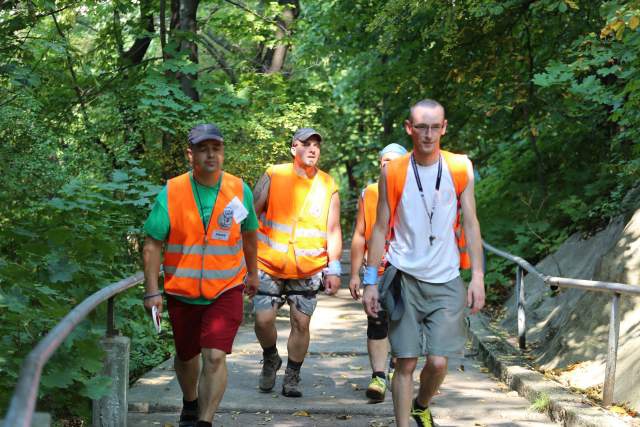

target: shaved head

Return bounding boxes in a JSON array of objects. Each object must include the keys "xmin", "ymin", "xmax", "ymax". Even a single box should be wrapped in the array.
[{"xmin": 409, "ymin": 99, "xmax": 445, "ymax": 122}]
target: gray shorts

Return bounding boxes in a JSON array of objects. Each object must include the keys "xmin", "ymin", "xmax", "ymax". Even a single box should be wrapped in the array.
[
  {"xmin": 380, "ymin": 266, "xmax": 467, "ymax": 358},
  {"xmin": 252, "ymin": 269, "xmax": 323, "ymax": 317}
]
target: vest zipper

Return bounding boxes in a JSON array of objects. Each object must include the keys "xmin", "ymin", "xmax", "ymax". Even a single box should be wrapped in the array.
[{"xmin": 200, "ymin": 235, "xmax": 206, "ymax": 297}]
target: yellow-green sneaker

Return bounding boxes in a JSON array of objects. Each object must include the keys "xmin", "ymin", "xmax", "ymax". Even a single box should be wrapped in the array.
[
  {"xmin": 365, "ymin": 376, "xmax": 387, "ymax": 402},
  {"xmin": 411, "ymin": 399, "xmax": 434, "ymax": 427}
]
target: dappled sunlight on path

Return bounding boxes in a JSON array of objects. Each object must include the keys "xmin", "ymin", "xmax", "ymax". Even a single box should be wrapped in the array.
[{"xmin": 128, "ymin": 289, "xmax": 558, "ymax": 426}]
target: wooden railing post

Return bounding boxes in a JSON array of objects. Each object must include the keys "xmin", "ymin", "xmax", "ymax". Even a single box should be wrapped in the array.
[{"xmin": 603, "ymin": 292, "xmax": 621, "ymax": 407}]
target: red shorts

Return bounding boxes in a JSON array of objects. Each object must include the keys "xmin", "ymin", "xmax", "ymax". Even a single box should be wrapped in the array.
[{"xmin": 167, "ymin": 286, "xmax": 244, "ymax": 361}]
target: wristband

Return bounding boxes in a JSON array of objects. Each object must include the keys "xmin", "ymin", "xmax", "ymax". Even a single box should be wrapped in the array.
[
  {"xmin": 363, "ymin": 266, "xmax": 378, "ymax": 286},
  {"xmin": 326, "ymin": 260, "xmax": 342, "ymax": 276},
  {"xmin": 143, "ymin": 292, "xmax": 162, "ymax": 300}
]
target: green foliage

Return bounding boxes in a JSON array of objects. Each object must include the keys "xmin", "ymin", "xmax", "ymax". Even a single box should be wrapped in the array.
[
  {"xmin": 530, "ymin": 392, "xmax": 552, "ymax": 413},
  {"xmin": 0, "ymin": 161, "xmax": 168, "ymax": 418}
]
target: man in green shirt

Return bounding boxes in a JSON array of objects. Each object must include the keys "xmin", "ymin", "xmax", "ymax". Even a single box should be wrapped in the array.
[{"xmin": 143, "ymin": 123, "xmax": 259, "ymax": 427}]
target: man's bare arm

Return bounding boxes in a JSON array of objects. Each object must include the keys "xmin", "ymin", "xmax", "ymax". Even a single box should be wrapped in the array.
[
  {"xmin": 242, "ymin": 229, "xmax": 259, "ymax": 296},
  {"xmin": 350, "ymin": 198, "xmax": 366, "ymax": 276},
  {"xmin": 143, "ymin": 236, "xmax": 164, "ymax": 312},
  {"xmin": 326, "ymin": 191, "xmax": 343, "ymax": 264},
  {"xmin": 349, "ymin": 197, "xmax": 366, "ymax": 299},
  {"xmin": 253, "ymin": 172, "xmax": 271, "ymax": 218},
  {"xmin": 362, "ymin": 169, "xmax": 390, "ymax": 318},
  {"xmin": 324, "ymin": 192, "xmax": 343, "ymax": 294},
  {"xmin": 366, "ymin": 168, "xmax": 390, "ymax": 271},
  {"xmin": 460, "ymin": 158, "xmax": 485, "ymax": 314}
]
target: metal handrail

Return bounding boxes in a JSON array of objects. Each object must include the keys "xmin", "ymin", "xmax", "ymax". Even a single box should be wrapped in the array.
[
  {"xmin": 2, "ymin": 271, "xmax": 145, "ymax": 427},
  {"xmin": 482, "ymin": 241, "xmax": 638, "ymax": 406}
]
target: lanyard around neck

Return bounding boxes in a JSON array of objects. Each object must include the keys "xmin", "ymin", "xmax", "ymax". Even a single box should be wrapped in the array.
[
  {"xmin": 410, "ymin": 153, "xmax": 442, "ymax": 245},
  {"xmin": 192, "ymin": 173, "xmax": 220, "ymax": 235}
]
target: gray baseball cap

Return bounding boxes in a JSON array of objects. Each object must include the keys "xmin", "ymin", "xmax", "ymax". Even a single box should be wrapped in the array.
[
  {"xmin": 292, "ymin": 127, "xmax": 322, "ymax": 144},
  {"xmin": 188, "ymin": 123, "xmax": 224, "ymax": 145}
]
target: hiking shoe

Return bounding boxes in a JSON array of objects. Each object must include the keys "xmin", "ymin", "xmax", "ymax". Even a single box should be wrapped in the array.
[
  {"xmin": 411, "ymin": 400, "xmax": 434, "ymax": 427},
  {"xmin": 282, "ymin": 367, "xmax": 302, "ymax": 397},
  {"xmin": 259, "ymin": 352, "xmax": 282, "ymax": 392},
  {"xmin": 178, "ymin": 404, "xmax": 198, "ymax": 427},
  {"xmin": 366, "ymin": 376, "xmax": 387, "ymax": 402}
]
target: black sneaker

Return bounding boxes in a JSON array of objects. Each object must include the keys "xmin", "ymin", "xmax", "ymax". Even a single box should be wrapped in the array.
[
  {"xmin": 178, "ymin": 403, "xmax": 198, "ymax": 427},
  {"xmin": 259, "ymin": 352, "xmax": 282, "ymax": 392},
  {"xmin": 282, "ymin": 366, "xmax": 302, "ymax": 397}
]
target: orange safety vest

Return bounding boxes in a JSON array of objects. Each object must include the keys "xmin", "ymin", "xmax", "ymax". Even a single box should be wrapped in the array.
[
  {"xmin": 361, "ymin": 182, "xmax": 386, "ymax": 275},
  {"xmin": 164, "ymin": 172, "xmax": 247, "ymax": 299},
  {"xmin": 258, "ymin": 163, "xmax": 336, "ymax": 279},
  {"xmin": 386, "ymin": 150, "xmax": 471, "ymax": 270},
  {"xmin": 362, "ymin": 183, "xmax": 378, "ymax": 245}
]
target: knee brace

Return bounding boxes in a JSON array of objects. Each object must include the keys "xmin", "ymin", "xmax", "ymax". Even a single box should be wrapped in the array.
[{"xmin": 367, "ymin": 314, "xmax": 388, "ymax": 340}]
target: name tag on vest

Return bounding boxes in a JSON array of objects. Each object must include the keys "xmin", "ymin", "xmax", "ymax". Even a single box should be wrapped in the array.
[{"xmin": 212, "ymin": 230, "xmax": 230, "ymax": 241}]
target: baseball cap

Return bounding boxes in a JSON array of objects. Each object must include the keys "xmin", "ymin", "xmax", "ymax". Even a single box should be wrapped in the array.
[
  {"xmin": 188, "ymin": 124, "xmax": 224, "ymax": 145},
  {"xmin": 292, "ymin": 127, "xmax": 322, "ymax": 144},
  {"xmin": 379, "ymin": 143, "xmax": 408, "ymax": 158}
]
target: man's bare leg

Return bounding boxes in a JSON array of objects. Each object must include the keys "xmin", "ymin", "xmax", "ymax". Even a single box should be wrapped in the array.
[
  {"xmin": 174, "ymin": 354, "xmax": 200, "ymax": 401},
  {"xmin": 416, "ymin": 355, "xmax": 448, "ymax": 407},
  {"xmin": 392, "ymin": 357, "xmax": 417, "ymax": 427},
  {"xmin": 254, "ymin": 307, "xmax": 278, "ymax": 348},
  {"xmin": 368, "ymin": 338, "xmax": 389, "ymax": 373},
  {"xmin": 287, "ymin": 304, "xmax": 311, "ymax": 362},
  {"xmin": 255, "ymin": 306, "xmax": 283, "ymax": 392},
  {"xmin": 197, "ymin": 348, "xmax": 228, "ymax": 422}
]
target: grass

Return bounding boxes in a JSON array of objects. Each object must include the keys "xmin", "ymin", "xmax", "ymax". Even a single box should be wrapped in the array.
[{"xmin": 530, "ymin": 392, "xmax": 551, "ymax": 413}]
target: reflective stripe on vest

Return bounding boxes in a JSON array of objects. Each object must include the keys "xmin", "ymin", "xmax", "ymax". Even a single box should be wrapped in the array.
[
  {"xmin": 259, "ymin": 214, "xmax": 326, "ymax": 239},
  {"xmin": 257, "ymin": 163, "xmax": 335, "ymax": 278},
  {"xmin": 164, "ymin": 260, "xmax": 246, "ymax": 279},
  {"xmin": 385, "ymin": 150, "xmax": 471, "ymax": 270},
  {"xmin": 294, "ymin": 248, "xmax": 326, "ymax": 257},
  {"xmin": 258, "ymin": 231, "xmax": 289, "ymax": 253},
  {"xmin": 164, "ymin": 172, "xmax": 247, "ymax": 299},
  {"xmin": 260, "ymin": 215, "xmax": 293, "ymax": 234},
  {"xmin": 166, "ymin": 241, "xmax": 243, "ymax": 256}
]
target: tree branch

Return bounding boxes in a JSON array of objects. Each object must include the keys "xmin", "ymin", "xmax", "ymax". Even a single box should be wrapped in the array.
[
  {"xmin": 199, "ymin": 37, "xmax": 237, "ymax": 83},
  {"xmin": 221, "ymin": 0, "xmax": 290, "ymax": 34}
]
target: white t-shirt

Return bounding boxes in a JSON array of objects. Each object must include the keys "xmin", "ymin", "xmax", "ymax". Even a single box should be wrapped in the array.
[{"xmin": 386, "ymin": 155, "xmax": 468, "ymax": 283}]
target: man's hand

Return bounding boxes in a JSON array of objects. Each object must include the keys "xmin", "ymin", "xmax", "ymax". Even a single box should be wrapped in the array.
[
  {"xmin": 467, "ymin": 277, "xmax": 485, "ymax": 315},
  {"xmin": 324, "ymin": 274, "xmax": 341, "ymax": 295},
  {"xmin": 348, "ymin": 274, "xmax": 362, "ymax": 300},
  {"xmin": 244, "ymin": 271, "xmax": 259, "ymax": 298},
  {"xmin": 362, "ymin": 285, "xmax": 380, "ymax": 318},
  {"xmin": 143, "ymin": 294, "xmax": 163, "ymax": 315}
]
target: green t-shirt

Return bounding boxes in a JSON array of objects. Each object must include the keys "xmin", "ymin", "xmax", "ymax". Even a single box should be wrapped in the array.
[{"xmin": 143, "ymin": 171, "xmax": 258, "ymax": 305}]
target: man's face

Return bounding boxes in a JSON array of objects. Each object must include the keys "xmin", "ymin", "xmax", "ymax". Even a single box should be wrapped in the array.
[
  {"xmin": 188, "ymin": 139, "xmax": 224, "ymax": 175},
  {"xmin": 404, "ymin": 105, "xmax": 447, "ymax": 157},
  {"xmin": 292, "ymin": 136, "xmax": 321, "ymax": 168},
  {"xmin": 379, "ymin": 152, "xmax": 403, "ymax": 170}
]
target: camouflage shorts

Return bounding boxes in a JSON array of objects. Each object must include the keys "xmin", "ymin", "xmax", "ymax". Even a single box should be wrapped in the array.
[{"xmin": 252, "ymin": 269, "xmax": 323, "ymax": 317}]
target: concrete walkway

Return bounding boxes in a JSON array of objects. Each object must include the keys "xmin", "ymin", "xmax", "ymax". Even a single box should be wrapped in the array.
[{"xmin": 128, "ymin": 289, "xmax": 558, "ymax": 426}]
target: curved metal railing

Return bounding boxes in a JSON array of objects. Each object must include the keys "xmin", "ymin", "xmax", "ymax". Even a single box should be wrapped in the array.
[
  {"xmin": 482, "ymin": 241, "xmax": 640, "ymax": 406},
  {"xmin": 2, "ymin": 272, "xmax": 145, "ymax": 427},
  {"xmin": 5, "ymin": 241, "xmax": 639, "ymax": 423}
]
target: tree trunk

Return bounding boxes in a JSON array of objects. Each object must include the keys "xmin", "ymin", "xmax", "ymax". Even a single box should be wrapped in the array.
[
  {"xmin": 263, "ymin": 0, "xmax": 298, "ymax": 73},
  {"xmin": 177, "ymin": 0, "xmax": 200, "ymax": 100}
]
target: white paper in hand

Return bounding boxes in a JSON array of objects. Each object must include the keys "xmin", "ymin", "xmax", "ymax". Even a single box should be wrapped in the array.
[
  {"xmin": 151, "ymin": 305, "xmax": 162, "ymax": 334},
  {"xmin": 227, "ymin": 196, "xmax": 248, "ymax": 223}
]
